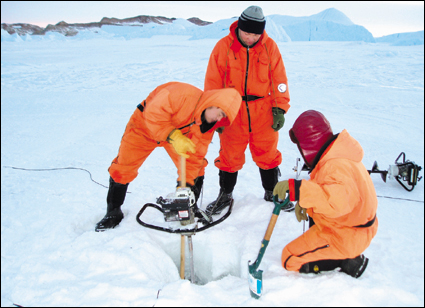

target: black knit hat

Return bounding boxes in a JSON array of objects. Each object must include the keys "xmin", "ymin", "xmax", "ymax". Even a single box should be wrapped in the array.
[{"xmin": 238, "ymin": 6, "xmax": 266, "ymax": 35}]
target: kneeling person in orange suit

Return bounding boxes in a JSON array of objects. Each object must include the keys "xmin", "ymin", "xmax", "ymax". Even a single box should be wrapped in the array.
[
  {"xmin": 273, "ymin": 110, "xmax": 378, "ymax": 278},
  {"xmin": 95, "ymin": 82, "xmax": 241, "ymax": 231}
]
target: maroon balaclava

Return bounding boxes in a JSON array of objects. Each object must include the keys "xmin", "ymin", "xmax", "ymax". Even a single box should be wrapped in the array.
[{"xmin": 289, "ymin": 110, "xmax": 334, "ymax": 168}]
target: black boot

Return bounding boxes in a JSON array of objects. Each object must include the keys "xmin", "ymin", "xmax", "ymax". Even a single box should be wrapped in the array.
[
  {"xmin": 178, "ymin": 176, "xmax": 205, "ymax": 219},
  {"xmin": 340, "ymin": 254, "xmax": 369, "ymax": 278},
  {"xmin": 178, "ymin": 176, "xmax": 204, "ymax": 205},
  {"xmin": 264, "ymin": 190, "xmax": 274, "ymax": 202},
  {"xmin": 259, "ymin": 167, "xmax": 279, "ymax": 201},
  {"xmin": 299, "ymin": 259, "xmax": 342, "ymax": 274},
  {"xmin": 95, "ymin": 177, "xmax": 129, "ymax": 232},
  {"xmin": 205, "ymin": 189, "xmax": 233, "ymax": 216},
  {"xmin": 299, "ymin": 254, "xmax": 369, "ymax": 278},
  {"xmin": 206, "ymin": 170, "xmax": 237, "ymax": 215}
]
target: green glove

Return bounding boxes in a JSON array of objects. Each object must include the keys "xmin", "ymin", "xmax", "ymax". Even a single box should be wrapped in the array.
[
  {"xmin": 272, "ymin": 107, "xmax": 285, "ymax": 132},
  {"xmin": 273, "ymin": 180, "xmax": 289, "ymax": 200},
  {"xmin": 295, "ymin": 203, "xmax": 308, "ymax": 222},
  {"xmin": 216, "ymin": 127, "xmax": 225, "ymax": 134}
]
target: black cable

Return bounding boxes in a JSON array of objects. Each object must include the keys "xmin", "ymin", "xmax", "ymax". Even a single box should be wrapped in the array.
[
  {"xmin": 376, "ymin": 195, "xmax": 423, "ymax": 203},
  {"xmin": 4, "ymin": 166, "xmax": 423, "ymax": 202},
  {"xmin": 3, "ymin": 166, "xmax": 108, "ymax": 188}
]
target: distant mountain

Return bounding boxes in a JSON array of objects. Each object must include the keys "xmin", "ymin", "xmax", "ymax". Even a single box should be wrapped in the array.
[
  {"xmin": 1, "ymin": 15, "xmax": 212, "ymax": 37},
  {"xmin": 1, "ymin": 8, "xmax": 423, "ymax": 45},
  {"xmin": 375, "ymin": 30, "xmax": 424, "ymax": 46},
  {"xmin": 265, "ymin": 8, "xmax": 374, "ymax": 43}
]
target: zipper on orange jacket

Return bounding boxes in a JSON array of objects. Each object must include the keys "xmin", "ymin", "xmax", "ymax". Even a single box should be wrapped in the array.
[{"xmin": 244, "ymin": 46, "xmax": 252, "ymax": 133}]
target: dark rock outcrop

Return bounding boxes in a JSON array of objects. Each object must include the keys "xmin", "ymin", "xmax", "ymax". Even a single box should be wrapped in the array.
[
  {"xmin": 187, "ymin": 17, "xmax": 212, "ymax": 26},
  {"xmin": 1, "ymin": 14, "xmax": 211, "ymax": 37}
]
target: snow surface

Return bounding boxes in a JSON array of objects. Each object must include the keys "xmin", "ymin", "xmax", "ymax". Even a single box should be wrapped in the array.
[{"xmin": 1, "ymin": 30, "xmax": 424, "ymax": 307}]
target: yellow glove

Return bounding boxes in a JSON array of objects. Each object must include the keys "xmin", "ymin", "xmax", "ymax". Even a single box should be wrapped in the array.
[
  {"xmin": 167, "ymin": 129, "xmax": 196, "ymax": 158},
  {"xmin": 295, "ymin": 203, "xmax": 308, "ymax": 222},
  {"xmin": 273, "ymin": 180, "xmax": 289, "ymax": 200}
]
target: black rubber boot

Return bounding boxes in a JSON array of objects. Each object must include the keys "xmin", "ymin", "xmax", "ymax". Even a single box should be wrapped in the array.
[
  {"xmin": 206, "ymin": 170, "xmax": 237, "ymax": 215},
  {"xmin": 192, "ymin": 176, "xmax": 205, "ymax": 203},
  {"xmin": 178, "ymin": 176, "xmax": 205, "ymax": 220},
  {"xmin": 177, "ymin": 175, "xmax": 204, "ymax": 204},
  {"xmin": 264, "ymin": 190, "xmax": 274, "ymax": 202},
  {"xmin": 205, "ymin": 189, "xmax": 233, "ymax": 216},
  {"xmin": 299, "ymin": 254, "xmax": 369, "ymax": 278},
  {"xmin": 193, "ymin": 176, "xmax": 204, "ymax": 202},
  {"xmin": 340, "ymin": 254, "xmax": 369, "ymax": 278},
  {"xmin": 299, "ymin": 259, "xmax": 342, "ymax": 274},
  {"xmin": 95, "ymin": 177, "xmax": 129, "ymax": 232},
  {"xmin": 259, "ymin": 167, "xmax": 279, "ymax": 201}
]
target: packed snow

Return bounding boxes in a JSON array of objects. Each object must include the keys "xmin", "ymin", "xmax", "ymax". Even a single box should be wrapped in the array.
[{"xmin": 1, "ymin": 17, "xmax": 424, "ymax": 308}]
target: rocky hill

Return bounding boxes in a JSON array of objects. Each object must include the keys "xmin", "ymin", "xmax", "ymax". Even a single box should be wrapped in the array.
[
  {"xmin": 3, "ymin": 9, "xmax": 421, "ymax": 45},
  {"xmin": 1, "ymin": 15, "xmax": 212, "ymax": 37}
]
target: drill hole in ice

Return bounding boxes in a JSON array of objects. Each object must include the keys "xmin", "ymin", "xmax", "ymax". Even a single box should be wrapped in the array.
[{"xmin": 142, "ymin": 206, "xmax": 242, "ymax": 285}]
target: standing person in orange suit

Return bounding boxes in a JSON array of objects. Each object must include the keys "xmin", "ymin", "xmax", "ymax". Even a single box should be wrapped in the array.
[
  {"xmin": 204, "ymin": 6, "xmax": 291, "ymax": 215},
  {"xmin": 273, "ymin": 110, "xmax": 378, "ymax": 278},
  {"xmin": 95, "ymin": 82, "xmax": 241, "ymax": 231}
]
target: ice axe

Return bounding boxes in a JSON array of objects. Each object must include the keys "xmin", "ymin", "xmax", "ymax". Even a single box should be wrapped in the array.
[{"xmin": 248, "ymin": 193, "xmax": 290, "ymax": 299}]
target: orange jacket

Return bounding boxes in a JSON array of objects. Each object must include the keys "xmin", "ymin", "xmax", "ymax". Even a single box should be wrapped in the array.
[
  {"xmin": 143, "ymin": 82, "xmax": 241, "ymax": 182},
  {"xmin": 204, "ymin": 21, "xmax": 290, "ymax": 115},
  {"xmin": 297, "ymin": 130, "xmax": 378, "ymax": 256},
  {"xmin": 143, "ymin": 82, "xmax": 241, "ymax": 140}
]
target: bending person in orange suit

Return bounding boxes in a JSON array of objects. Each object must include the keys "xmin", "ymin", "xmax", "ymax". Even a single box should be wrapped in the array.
[
  {"xmin": 95, "ymin": 82, "xmax": 241, "ymax": 231},
  {"xmin": 274, "ymin": 110, "xmax": 378, "ymax": 278}
]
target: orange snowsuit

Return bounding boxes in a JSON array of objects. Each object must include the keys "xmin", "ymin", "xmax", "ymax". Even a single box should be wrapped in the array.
[
  {"xmin": 204, "ymin": 21, "xmax": 290, "ymax": 172},
  {"xmin": 108, "ymin": 82, "xmax": 241, "ymax": 186},
  {"xmin": 282, "ymin": 130, "xmax": 378, "ymax": 271}
]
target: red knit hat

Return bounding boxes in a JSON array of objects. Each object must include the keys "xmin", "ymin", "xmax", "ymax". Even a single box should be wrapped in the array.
[{"xmin": 289, "ymin": 110, "xmax": 334, "ymax": 167}]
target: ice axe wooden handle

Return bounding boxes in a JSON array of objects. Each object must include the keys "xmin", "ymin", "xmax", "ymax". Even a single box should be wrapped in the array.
[
  {"xmin": 250, "ymin": 195, "xmax": 288, "ymax": 270},
  {"xmin": 180, "ymin": 235, "xmax": 185, "ymax": 279},
  {"xmin": 248, "ymin": 193, "xmax": 290, "ymax": 299},
  {"xmin": 264, "ymin": 214, "xmax": 279, "ymax": 241},
  {"xmin": 180, "ymin": 156, "xmax": 186, "ymax": 188}
]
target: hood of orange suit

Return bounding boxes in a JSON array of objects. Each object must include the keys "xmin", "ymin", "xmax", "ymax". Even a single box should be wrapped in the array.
[{"xmin": 195, "ymin": 88, "xmax": 242, "ymax": 125}]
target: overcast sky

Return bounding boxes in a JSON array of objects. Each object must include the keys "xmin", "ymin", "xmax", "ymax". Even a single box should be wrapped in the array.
[{"xmin": 1, "ymin": 1, "xmax": 424, "ymax": 37}]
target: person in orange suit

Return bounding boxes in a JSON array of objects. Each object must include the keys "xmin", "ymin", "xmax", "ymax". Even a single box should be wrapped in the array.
[
  {"xmin": 204, "ymin": 6, "xmax": 291, "ymax": 215},
  {"xmin": 95, "ymin": 82, "xmax": 241, "ymax": 231},
  {"xmin": 273, "ymin": 110, "xmax": 378, "ymax": 278}
]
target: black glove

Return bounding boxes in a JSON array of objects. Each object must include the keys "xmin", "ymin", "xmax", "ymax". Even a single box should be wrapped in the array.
[{"xmin": 272, "ymin": 107, "xmax": 285, "ymax": 132}]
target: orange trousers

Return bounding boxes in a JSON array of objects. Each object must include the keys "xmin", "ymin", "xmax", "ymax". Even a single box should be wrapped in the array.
[
  {"xmin": 282, "ymin": 219, "xmax": 378, "ymax": 271},
  {"xmin": 214, "ymin": 105, "xmax": 282, "ymax": 172}
]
